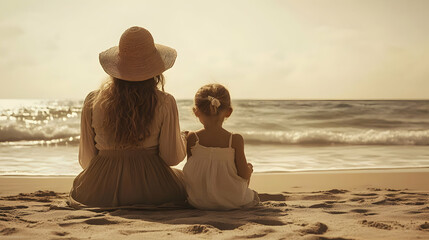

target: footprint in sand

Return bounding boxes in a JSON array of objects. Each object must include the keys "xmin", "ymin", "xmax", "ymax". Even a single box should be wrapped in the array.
[
  {"xmin": 372, "ymin": 197, "xmax": 404, "ymax": 205},
  {"xmin": 204, "ymin": 221, "xmax": 243, "ymax": 230},
  {"xmin": 51, "ymin": 231, "xmax": 69, "ymax": 236},
  {"xmin": 309, "ymin": 203, "xmax": 333, "ymax": 209},
  {"xmin": 59, "ymin": 217, "xmax": 118, "ymax": 227},
  {"xmin": 419, "ymin": 222, "xmax": 429, "ymax": 231},
  {"xmin": 299, "ymin": 222, "xmax": 328, "ymax": 235},
  {"xmin": 350, "ymin": 209, "xmax": 377, "ymax": 216},
  {"xmin": 352, "ymin": 193, "xmax": 378, "ymax": 197},
  {"xmin": 385, "ymin": 193, "xmax": 397, "ymax": 197},
  {"xmin": 0, "ymin": 227, "xmax": 18, "ymax": 236},
  {"xmin": 64, "ymin": 215, "xmax": 92, "ymax": 220},
  {"xmin": 399, "ymin": 191, "xmax": 428, "ymax": 196},
  {"xmin": 408, "ymin": 210, "xmax": 423, "ymax": 214},
  {"xmin": 324, "ymin": 211, "xmax": 347, "ymax": 215},
  {"xmin": 361, "ymin": 220, "xmax": 392, "ymax": 230},
  {"xmin": 84, "ymin": 217, "xmax": 119, "ymax": 225},
  {"xmin": 404, "ymin": 201, "xmax": 425, "ymax": 205},
  {"xmin": 350, "ymin": 209, "xmax": 369, "ymax": 213},
  {"xmin": 249, "ymin": 218, "xmax": 286, "ymax": 226},
  {"xmin": 0, "ymin": 205, "xmax": 28, "ymax": 210},
  {"xmin": 349, "ymin": 198, "xmax": 365, "ymax": 203},
  {"xmin": 364, "ymin": 213, "xmax": 378, "ymax": 216},
  {"xmin": 184, "ymin": 225, "xmax": 213, "ymax": 234},
  {"xmin": 63, "ymin": 213, "xmax": 103, "ymax": 220},
  {"xmin": 327, "ymin": 200, "xmax": 346, "ymax": 205}
]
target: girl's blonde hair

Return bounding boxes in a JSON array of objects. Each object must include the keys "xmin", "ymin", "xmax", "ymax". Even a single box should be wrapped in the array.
[
  {"xmin": 93, "ymin": 75, "xmax": 165, "ymax": 146},
  {"xmin": 194, "ymin": 84, "xmax": 231, "ymax": 116}
]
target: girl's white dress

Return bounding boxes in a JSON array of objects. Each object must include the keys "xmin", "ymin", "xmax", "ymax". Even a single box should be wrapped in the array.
[{"xmin": 183, "ymin": 133, "xmax": 259, "ymax": 210}]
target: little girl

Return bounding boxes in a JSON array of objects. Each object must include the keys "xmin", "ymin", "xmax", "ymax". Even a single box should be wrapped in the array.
[{"xmin": 183, "ymin": 84, "xmax": 260, "ymax": 210}]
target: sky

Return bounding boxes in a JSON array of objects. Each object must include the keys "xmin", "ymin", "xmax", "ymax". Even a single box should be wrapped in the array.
[{"xmin": 0, "ymin": 0, "xmax": 428, "ymax": 100}]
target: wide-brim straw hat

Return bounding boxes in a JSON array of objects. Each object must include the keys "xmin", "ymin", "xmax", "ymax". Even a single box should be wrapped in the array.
[{"xmin": 99, "ymin": 26, "xmax": 177, "ymax": 82}]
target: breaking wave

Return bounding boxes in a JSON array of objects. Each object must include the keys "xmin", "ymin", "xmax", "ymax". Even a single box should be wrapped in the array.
[{"xmin": 243, "ymin": 129, "xmax": 429, "ymax": 146}]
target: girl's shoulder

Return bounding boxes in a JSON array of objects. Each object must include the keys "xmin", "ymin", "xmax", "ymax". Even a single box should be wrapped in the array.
[
  {"xmin": 186, "ymin": 131, "xmax": 199, "ymax": 158},
  {"xmin": 186, "ymin": 131, "xmax": 198, "ymax": 142},
  {"xmin": 186, "ymin": 130, "xmax": 203, "ymax": 146},
  {"xmin": 231, "ymin": 133, "xmax": 244, "ymax": 148}
]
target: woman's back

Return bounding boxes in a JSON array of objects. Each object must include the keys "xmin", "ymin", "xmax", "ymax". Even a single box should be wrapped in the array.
[
  {"xmin": 93, "ymin": 90, "xmax": 175, "ymax": 149},
  {"xmin": 79, "ymin": 90, "xmax": 186, "ymax": 168},
  {"xmin": 71, "ymin": 89, "xmax": 187, "ymax": 207}
]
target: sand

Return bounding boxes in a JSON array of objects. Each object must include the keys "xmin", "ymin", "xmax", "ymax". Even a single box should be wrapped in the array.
[{"xmin": 0, "ymin": 169, "xmax": 428, "ymax": 239}]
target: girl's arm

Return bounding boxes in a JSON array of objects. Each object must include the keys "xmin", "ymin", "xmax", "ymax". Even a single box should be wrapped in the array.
[{"xmin": 232, "ymin": 134, "xmax": 253, "ymax": 180}]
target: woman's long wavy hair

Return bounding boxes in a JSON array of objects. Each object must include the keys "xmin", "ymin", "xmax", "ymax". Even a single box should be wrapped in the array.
[{"xmin": 93, "ymin": 74, "xmax": 165, "ymax": 146}]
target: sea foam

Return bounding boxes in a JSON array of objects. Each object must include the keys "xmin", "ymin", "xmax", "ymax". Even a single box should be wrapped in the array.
[{"xmin": 243, "ymin": 129, "xmax": 429, "ymax": 146}]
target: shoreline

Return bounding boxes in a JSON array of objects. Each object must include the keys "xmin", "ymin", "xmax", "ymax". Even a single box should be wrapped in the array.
[{"xmin": 1, "ymin": 165, "xmax": 428, "ymax": 176}]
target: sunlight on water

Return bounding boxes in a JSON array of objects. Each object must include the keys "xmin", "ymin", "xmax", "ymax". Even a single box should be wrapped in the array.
[{"xmin": 0, "ymin": 99, "xmax": 428, "ymax": 175}]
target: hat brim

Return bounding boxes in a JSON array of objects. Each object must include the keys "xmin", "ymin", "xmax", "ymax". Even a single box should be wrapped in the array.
[{"xmin": 99, "ymin": 43, "xmax": 177, "ymax": 81}]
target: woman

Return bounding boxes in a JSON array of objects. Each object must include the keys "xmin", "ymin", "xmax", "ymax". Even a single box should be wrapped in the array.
[{"xmin": 70, "ymin": 26, "xmax": 187, "ymax": 207}]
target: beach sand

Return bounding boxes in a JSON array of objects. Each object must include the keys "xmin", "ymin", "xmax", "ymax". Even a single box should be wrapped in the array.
[{"xmin": 0, "ymin": 169, "xmax": 428, "ymax": 239}]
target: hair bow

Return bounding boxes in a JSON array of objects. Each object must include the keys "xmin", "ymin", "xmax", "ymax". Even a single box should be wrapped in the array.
[{"xmin": 207, "ymin": 96, "xmax": 221, "ymax": 108}]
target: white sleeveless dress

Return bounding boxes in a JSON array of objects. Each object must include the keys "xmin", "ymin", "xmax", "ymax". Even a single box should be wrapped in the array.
[{"xmin": 183, "ymin": 133, "xmax": 259, "ymax": 210}]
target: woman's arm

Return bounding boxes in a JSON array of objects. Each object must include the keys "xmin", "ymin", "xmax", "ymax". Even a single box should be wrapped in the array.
[
  {"xmin": 232, "ymin": 133, "xmax": 253, "ymax": 180},
  {"xmin": 78, "ymin": 91, "xmax": 98, "ymax": 169},
  {"xmin": 159, "ymin": 94, "xmax": 186, "ymax": 166}
]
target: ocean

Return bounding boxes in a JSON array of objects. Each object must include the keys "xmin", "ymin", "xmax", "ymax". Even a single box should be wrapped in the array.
[{"xmin": 1, "ymin": 99, "xmax": 428, "ymax": 175}]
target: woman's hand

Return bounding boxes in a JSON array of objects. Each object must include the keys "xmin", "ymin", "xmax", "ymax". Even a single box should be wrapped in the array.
[{"xmin": 181, "ymin": 130, "xmax": 189, "ymax": 138}]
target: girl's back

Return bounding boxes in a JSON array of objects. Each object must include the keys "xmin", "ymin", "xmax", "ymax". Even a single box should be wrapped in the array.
[{"xmin": 183, "ymin": 131, "xmax": 258, "ymax": 210}]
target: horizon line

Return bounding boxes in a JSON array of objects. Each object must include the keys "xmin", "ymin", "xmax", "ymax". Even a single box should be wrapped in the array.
[{"xmin": 1, "ymin": 97, "xmax": 429, "ymax": 101}]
